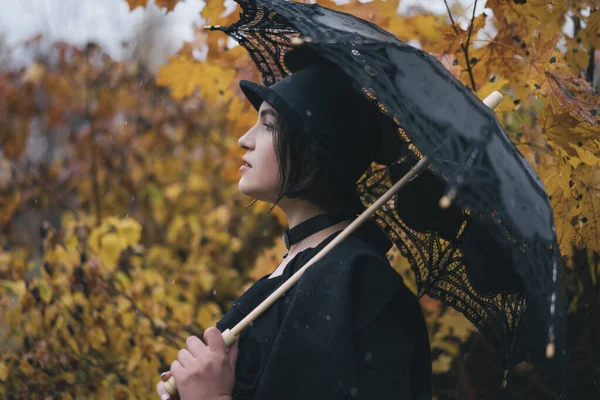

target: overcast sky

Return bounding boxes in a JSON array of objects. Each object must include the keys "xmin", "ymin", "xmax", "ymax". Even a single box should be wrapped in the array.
[{"xmin": 0, "ymin": 0, "xmax": 489, "ymax": 70}]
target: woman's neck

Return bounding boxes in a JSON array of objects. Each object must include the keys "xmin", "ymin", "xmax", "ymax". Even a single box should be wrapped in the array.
[{"xmin": 276, "ymin": 198, "xmax": 351, "ymax": 255}]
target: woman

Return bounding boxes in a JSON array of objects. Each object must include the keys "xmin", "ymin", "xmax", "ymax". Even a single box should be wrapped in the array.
[{"xmin": 156, "ymin": 62, "xmax": 432, "ymax": 400}]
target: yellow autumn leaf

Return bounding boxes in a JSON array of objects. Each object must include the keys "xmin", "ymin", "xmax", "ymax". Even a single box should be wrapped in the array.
[
  {"xmin": 476, "ymin": 77, "xmax": 508, "ymax": 103},
  {"xmin": 99, "ymin": 233, "xmax": 125, "ymax": 272},
  {"xmin": 0, "ymin": 190, "xmax": 21, "ymax": 227},
  {"xmin": 188, "ymin": 174, "xmax": 210, "ymax": 192},
  {"xmin": 574, "ymin": 146, "xmax": 600, "ymax": 167},
  {"xmin": 117, "ymin": 218, "xmax": 142, "ymax": 247},
  {"xmin": 201, "ymin": 0, "xmax": 228, "ymax": 24},
  {"xmin": 127, "ymin": 347, "xmax": 143, "ymax": 373},
  {"xmin": 114, "ymin": 271, "xmax": 131, "ymax": 292},
  {"xmin": 173, "ymin": 302, "xmax": 193, "ymax": 326},
  {"xmin": 22, "ymin": 62, "xmax": 46, "ymax": 84},
  {"xmin": 388, "ymin": 14, "xmax": 444, "ymax": 43},
  {"xmin": 0, "ymin": 252, "xmax": 10, "ymax": 274},
  {"xmin": 61, "ymin": 328, "xmax": 80, "ymax": 355},
  {"xmin": 44, "ymin": 244, "xmax": 70, "ymax": 266},
  {"xmin": 7, "ymin": 305, "xmax": 21, "ymax": 329},
  {"xmin": 249, "ymin": 240, "xmax": 287, "ymax": 281},
  {"xmin": 52, "ymin": 314, "xmax": 66, "ymax": 333},
  {"xmin": 432, "ymin": 353, "xmax": 453, "ymax": 374},
  {"xmin": 0, "ymin": 362, "xmax": 7, "ymax": 381},
  {"xmin": 2, "ymin": 280, "xmax": 26, "ymax": 299},
  {"xmin": 165, "ymin": 182, "xmax": 184, "ymax": 202},
  {"xmin": 37, "ymin": 281, "xmax": 53, "ymax": 304},
  {"xmin": 157, "ymin": 56, "xmax": 236, "ymax": 102},
  {"xmin": 44, "ymin": 304, "xmax": 60, "ymax": 330},
  {"xmin": 61, "ymin": 372, "xmax": 77, "ymax": 384},
  {"xmin": 155, "ymin": 0, "xmax": 181, "ymax": 12},
  {"xmin": 18, "ymin": 358, "xmax": 35, "ymax": 377},
  {"xmin": 196, "ymin": 301, "xmax": 222, "ymax": 329},
  {"xmin": 197, "ymin": 269, "xmax": 216, "ymax": 293},
  {"xmin": 120, "ymin": 310, "xmax": 136, "ymax": 329},
  {"xmin": 126, "ymin": 0, "xmax": 148, "ymax": 11}
]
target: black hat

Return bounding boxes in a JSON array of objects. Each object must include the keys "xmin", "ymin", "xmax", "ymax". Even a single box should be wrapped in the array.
[{"xmin": 239, "ymin": 63, "xmax": 381, "ymax": 209}]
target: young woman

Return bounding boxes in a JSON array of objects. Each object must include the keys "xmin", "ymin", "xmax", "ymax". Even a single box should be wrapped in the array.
[{"xmin": 156, "ymin": 63, "xmax": 432, "ymax": 400}]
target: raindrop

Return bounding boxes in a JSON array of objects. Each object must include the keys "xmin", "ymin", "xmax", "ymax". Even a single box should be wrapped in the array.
[
  {"xmin": 305, "ymin": 324, "xmax": 309, "ymax": 329},
  {"xmin": 350, "ymin": 387, "xmax": 358, "ymax": 397},
  {"xmin": 325, "ymin": 315, "xmax": 332, "ymax": 321},
  {"xmin": 212, "ymin": 289, "xmax": 217, "ymax": 296},
  {"xmin": 131, "ymin": 196, "xmax": 135, "ymax": 201},
  {"xmin": 364, "ymin": 352, "xmax": 372, "ymax": 362},
  {"xmin": 172, "ymin": 280, "xmax": 175, "ymax": 284},
  {"xmin": 306, "ymin": 109, "xmax": 312, "ymax": 117}
]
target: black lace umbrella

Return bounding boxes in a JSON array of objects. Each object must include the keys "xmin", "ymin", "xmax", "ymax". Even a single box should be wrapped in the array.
[{"xmin": 206, "ymin": 0, "xmax": 566, "ymax": 388}]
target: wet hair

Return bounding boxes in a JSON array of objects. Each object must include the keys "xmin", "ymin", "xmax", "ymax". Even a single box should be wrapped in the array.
[{"xmin": 250, "ymin": 111, "xmax": 363, "ymax": 217}]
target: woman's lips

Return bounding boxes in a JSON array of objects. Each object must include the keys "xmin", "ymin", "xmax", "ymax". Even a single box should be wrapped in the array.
[{"xmin": 242, "ymin": 157, "xmax": 252, "ymax": 167}]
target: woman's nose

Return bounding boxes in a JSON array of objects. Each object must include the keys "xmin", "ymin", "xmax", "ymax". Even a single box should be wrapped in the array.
[{"xmin": 238, "ymin": 129, "xmax": 254, "ymax": 150}]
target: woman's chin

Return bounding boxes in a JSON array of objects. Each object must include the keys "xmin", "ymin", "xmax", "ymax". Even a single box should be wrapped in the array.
[
  {"xmin": 238, "ymin": 182, "xmax": 275, "ymax": 203},
  {"xmin": 238, "ymin": 181, "xmax": 259, "ymax": 199}
]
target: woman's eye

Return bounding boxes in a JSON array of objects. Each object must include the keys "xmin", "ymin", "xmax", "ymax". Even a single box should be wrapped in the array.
[{"xmin": 263, "ymin": 123, "xmax": 274, "ymax": 131}]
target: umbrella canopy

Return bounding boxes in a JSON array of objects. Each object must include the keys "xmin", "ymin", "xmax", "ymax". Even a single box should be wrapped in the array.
[{"xmin": 209, "ymin": 0, "xmax": 567, "ymax": 388}]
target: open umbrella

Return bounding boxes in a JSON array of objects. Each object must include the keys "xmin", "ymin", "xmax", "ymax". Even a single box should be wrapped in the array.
[{"xmin": 165, "ymin": 0, "xmax": 567, "ymax": 395}]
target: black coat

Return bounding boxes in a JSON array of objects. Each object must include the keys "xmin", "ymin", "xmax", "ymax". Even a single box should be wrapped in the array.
[{"xmin": 216, "ymin": 221, "xmax": 432, "ymax": 400}]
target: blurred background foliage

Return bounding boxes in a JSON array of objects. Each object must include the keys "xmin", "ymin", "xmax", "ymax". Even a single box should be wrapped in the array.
[{"xmin": 0, "ymin": 0, "xmax": 599, "ymax": 398}]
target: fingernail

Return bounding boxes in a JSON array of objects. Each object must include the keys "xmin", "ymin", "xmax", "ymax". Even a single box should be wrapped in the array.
[
  {"xmin": 161, "ymin": 395, "xmax": 170, "ymax": 400},
  {"xmin": 160, "ymin": 372, "xmax": 166, "ymax": 378}
]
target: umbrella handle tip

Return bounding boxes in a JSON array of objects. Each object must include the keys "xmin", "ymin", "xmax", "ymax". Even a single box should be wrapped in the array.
[
  {"xmin": 546, "ymin": 342, "xmax": 555, "ymax": 358},
  {"xmin": 165, "ymin": 376, "xmax": 177, "ymax": 396},
  {"xmin": 483, "ymin": 91, "xmax": 504, "ymax": 109},
  {"xmin": 439, "ymin": 188, "xmax": 457, "ymax": 209},
  {"xmin": 439, "ymin": 196, "xmax": 452, "ymax": 209}
]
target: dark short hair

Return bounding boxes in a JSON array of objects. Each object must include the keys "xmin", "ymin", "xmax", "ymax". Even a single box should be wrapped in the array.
[{"xmin": 259, "ymin": 112, "xmax": 364, "ymax": 217}]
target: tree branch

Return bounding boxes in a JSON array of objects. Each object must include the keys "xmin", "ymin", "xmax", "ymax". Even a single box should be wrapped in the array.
[
  {"xmin": 444, "ymin": 0, "xmax": 479, "ymax": 91},
  {"xmin": 443, "ymin": 0, "xmax": 460, "ymax": 36}
]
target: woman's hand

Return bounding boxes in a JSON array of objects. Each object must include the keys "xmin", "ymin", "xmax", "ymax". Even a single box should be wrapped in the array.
[{"xmin": 156, "ymin": 327, "xmax": 239, "ymax": 400}]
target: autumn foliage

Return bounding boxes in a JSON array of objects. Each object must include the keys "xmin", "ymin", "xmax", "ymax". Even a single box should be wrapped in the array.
[{"xmin": 1, "ymin": 0, "xmax": 599, "ymax": 398}]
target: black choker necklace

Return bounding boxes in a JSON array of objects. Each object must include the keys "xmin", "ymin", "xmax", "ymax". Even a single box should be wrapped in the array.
[{"xmin": 282, "ymin": 213, "xmax": 347, "ymax": 252}]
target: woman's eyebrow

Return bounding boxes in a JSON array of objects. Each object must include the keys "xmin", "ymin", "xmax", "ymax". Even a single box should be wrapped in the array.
[{"xmin": 260, "ymin": 109, "xmax": 277, "ymax": 118}]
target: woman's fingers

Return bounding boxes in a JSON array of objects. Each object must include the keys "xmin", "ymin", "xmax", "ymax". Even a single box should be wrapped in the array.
[
  {"xmin": 156, "ymin": 380, "xmax": 170, "ymax": 399},
  {"xmin": 185, "ymin": 335, "xmax": 206, "ymax": 357},
  {"xmin": 177, "ymin": 348, "xmax": 195, "ymax": 367},
  {"xmin": 204, "ymin": 326, "xmax": 226, "ymax": 353},
  {"xmin": 160, "ymin": 370, "xmax": 172, "ymax": 382}
]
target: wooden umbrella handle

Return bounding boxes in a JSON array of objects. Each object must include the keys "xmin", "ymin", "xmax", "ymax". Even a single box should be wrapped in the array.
[{"xmin": 164, "ymin": 91, "xmax": 504, "ymax": 397}]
